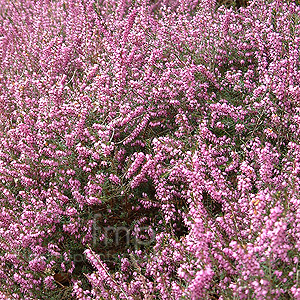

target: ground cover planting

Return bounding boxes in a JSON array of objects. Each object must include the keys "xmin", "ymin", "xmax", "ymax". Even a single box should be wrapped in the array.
[{"xmin": 0, "ymin": 0, "xmax": 300, "ymax": 299}]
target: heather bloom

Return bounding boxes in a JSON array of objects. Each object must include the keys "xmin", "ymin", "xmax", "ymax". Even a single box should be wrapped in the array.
[{"xmin": 0, "ymin": 0, "xmax": 300, "ymax": 299}]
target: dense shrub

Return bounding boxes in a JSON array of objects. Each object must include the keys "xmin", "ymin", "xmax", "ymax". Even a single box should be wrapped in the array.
[{"xmin": 0, "ymin": 0, "xmax": 300, "ymax": 299}]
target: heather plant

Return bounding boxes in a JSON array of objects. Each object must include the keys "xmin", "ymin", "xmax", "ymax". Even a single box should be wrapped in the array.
[{"xmin": 0, "ymin": 0, "xmax": 300, "ymax": 299}]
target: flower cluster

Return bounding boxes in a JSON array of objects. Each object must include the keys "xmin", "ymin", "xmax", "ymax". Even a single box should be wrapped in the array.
[{"xmin": 0, "ymin": 0, "xmax": 300, "ymax": 299}]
